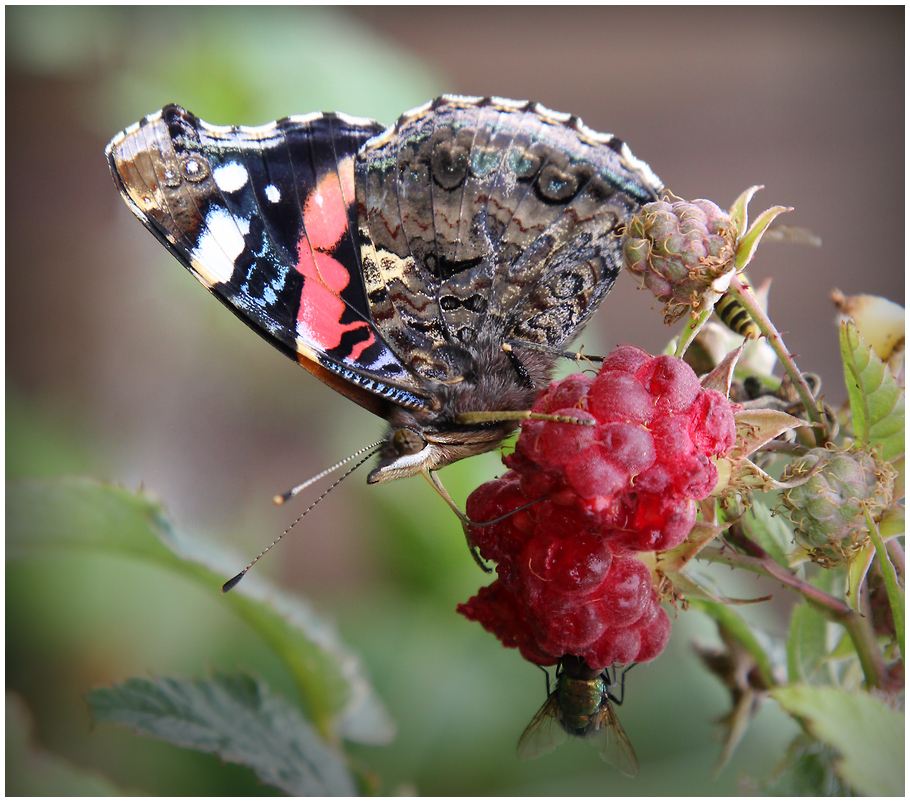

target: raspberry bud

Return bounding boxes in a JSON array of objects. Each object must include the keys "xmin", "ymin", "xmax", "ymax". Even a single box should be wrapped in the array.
[
  {"xmin": 780, "ymin": 446, "xmax": 896, "ymax": 567},
  {"xmin": 623, "ymin": 199, "xmax": 737, "ymax": 324}
]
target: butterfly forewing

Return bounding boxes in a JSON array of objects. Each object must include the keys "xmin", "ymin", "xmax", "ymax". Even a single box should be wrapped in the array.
[{"xmin": 107, "ymin": 106, "xmax": 436, "ymax": 415}]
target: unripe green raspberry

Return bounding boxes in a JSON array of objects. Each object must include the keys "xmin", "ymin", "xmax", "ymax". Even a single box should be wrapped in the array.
[
  {"xmin": 781, "ymin": 446, "xmax": 896, "ymax": 567},
  {"xmin": 623, "ymin": 199, "xmax": 737, "ymax": 324}
]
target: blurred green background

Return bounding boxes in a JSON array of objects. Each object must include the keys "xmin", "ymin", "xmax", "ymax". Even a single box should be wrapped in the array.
[{"xmin": 6, "ymin": 6, "xmax": 903, "ymax": 795}]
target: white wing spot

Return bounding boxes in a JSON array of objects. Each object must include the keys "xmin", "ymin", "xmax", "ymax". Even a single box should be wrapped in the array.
[
  {"xmin": 265, "ymin": 184, "xmax": 280, "ymax": 203},
  {"xmin": 213, "ymin": 162, "xmax": 249, "ymax": 194},
  {"xmin": 191, "ymin": 208, "xmax": 250, "ymax": 285}
]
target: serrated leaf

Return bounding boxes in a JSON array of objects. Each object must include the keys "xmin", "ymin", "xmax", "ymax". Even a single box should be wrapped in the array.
[
  {"xmin": 742, "ymin": 499, "xmax": 793, "ymax": 567},
  {"xmin": 840, "ymin": 321, "xmax": 906, "ymax": 461},
  {"xmin": 6, "ymin": 477, "xmax": 394, "ymax": 745},
  {"xmin": 772, "ymin": 684, "xmax": 904, "ymax": 796},
  {"xmin": 87, "ymin": 672, "xmax": 357, "ymax": 796},
  {"xmin": 787, "ymin": 603, "xmax": 828, "ymax": 683}
]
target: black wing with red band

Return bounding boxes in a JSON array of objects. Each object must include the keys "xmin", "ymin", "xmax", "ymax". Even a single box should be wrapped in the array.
[{"xmin": 106, "ymin": 105, "xmax": 433, "ymax": 416}]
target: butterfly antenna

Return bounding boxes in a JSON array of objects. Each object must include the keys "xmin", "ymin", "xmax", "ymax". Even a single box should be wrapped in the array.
[
  {"xmin": 273, "ymin": 440, "xmax": 384, "ymax": 505},
  {"xmin": 222, "ymin": 443, "xmax": 382, "ymax": 593}
]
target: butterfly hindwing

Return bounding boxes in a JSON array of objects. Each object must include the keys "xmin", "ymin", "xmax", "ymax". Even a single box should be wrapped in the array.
[{"xmin": 354, "ymin": 97, "xmax": 663, "ymax": 386}]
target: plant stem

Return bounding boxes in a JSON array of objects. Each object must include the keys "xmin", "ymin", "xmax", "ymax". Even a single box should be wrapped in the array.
[
  {"xmin": 697, "ymin": 543, "xmax": 889, "ymax": 689},
  {"xmin": 727, "ymin": 277, "xmax": 827, "ymax": 440}
]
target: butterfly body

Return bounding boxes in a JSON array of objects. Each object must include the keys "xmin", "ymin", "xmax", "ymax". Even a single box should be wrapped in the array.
[{"xmin": 107, "ymin": 96, "xmax": 662, "ymax": 481}]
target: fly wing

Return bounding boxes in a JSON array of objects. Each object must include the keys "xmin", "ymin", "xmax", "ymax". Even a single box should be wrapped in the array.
[
  {"xmin": 591, "ymin": 702, "xmax": 639, "ymax": 777},
  {"xmin": 516, "ymin": 693, "xmax": 567, "ymax": 760}
]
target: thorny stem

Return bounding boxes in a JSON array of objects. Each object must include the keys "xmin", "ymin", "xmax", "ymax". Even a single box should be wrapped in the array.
[
  {"xmin": 726, "ymin": 276, "xmax": 827, "ymax": 441},
  {"xmin": 697, "ymin": 537, "xmax": 889, "ymax": 690}
]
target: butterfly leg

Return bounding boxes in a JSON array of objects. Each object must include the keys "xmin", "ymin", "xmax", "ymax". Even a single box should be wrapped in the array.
[{"xmin": 422, "ymin": 470, "xmax": 492, "ymax": 573}]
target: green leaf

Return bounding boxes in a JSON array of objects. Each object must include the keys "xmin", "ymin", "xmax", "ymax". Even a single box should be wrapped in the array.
[
  {"xmin": 772, "ymin": 684, "xmax": 905, "ymax": 796},
  {"xmin": 6, "ymin": 692, "xmax": 127, "ymax": 795},
  {"xmin": 787, "ymin": 603, "xmax": 828, "ymax": 683},
  {"xmin": 87, "ymin": 672, "xmax": 357, "ymax": 796},
  {"xmin": 689, "ymin": 599, "xmax": 776, "ymax": 688},
  {"xmin": 840, "ymin": 321, "xmax": 906, "ymax": 461},
  {"xmin": 6, "ymin": 476, "xmax": 394, "ymax": 744},
  {"xmin": 742, "ymin": 499, "xmax": 793, "ymax": 567}
]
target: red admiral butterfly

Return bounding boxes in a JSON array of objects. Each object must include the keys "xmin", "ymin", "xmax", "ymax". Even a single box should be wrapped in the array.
[{"xmin": 107, "ymin": 96, "xmax": 662, "ymax": 484}]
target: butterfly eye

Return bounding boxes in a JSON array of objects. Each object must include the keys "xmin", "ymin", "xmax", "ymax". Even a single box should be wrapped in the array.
[{"xmin": 391, "ymin": 428, "xmax": 426, "ymax": 456}]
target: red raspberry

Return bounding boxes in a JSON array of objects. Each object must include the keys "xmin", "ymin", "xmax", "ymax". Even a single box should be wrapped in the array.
[
  {"xmin": 635, "ymin": 603, "xmax": 672, "ymax": 663},
  {"xmin": 457, "ymin": 582, "xmax": 557, "ymax": 666},
  {"xmin": 583, "ymin": 625, "xmax": 642, "ymax": 669},
  {"xmin": 598, "ymin": 422, "xmax": 656, "ymax": 476},
  {"xmin": 589, "ymin": 370, "xmax": 655, "ymax": 425},
  {"xmin": 635, "ymin": 354, "xmax": 702, "ymax": 413},
  {"xmin": 538, "ymin": 603, "xmax": 608, "ymax": 655},
  {"xmin": 590, "ymin": 556, "xmax": 652, "ymax": 627},
  {"xmin": 601, "ymin": 344, "xmax": 652, "ymax": 373},
  {"xmin": 523, "ymin": 530, "xmax": 613, "ymax": 598},
  {"xmin": 564, "ymin": 444, "xmax": 630, "ymax": 499},
  {"xmin": 516, "ymin": 409, "xmax": 598, "ymax": 472},
  {"xmin": 465, "ymin": 472, "xmax": 531, "ymax": 565},
  {"xmin": 650, "ymin": 415, "xmax": 694, "ymax": 463},
  {"xmin": 609, "ymin": 492, "xmax": 697, "ymax": 553},
  {"xmin": 459, "ymin": 347, "xmax": 736, "ymax": 676},
  {"xmin": 532, "ymin": 372, "xmax": 594, "ymax": 413},
  {"xmin": 689, "ymin": 389, "xmax": 737, "ymax": 455}
]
